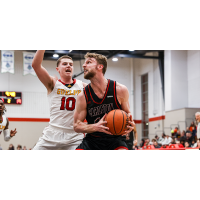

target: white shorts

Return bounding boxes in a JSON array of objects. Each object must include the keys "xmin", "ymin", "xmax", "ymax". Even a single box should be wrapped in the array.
[{"xmin": 32, "ymin": 125, "xmax": 84, "ymax": 150}]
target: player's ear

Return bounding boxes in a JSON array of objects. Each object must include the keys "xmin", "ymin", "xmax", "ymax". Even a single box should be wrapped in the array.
[
  {"xmin": 56, "ymin": 67, "xmax": 60, "ymax": 73},
  {"xmin": 98, "ymin": 64, "xmax": 103, "ymax": 70}
]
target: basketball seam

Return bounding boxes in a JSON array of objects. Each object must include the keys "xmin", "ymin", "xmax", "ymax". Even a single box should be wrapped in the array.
[
  {"xmin": 118, "ymin": 110, "xmax": 124, "ymax": 135},
  {"xmin": 113, "ymin": 110, "xmax": 116, "ymax": 135}
]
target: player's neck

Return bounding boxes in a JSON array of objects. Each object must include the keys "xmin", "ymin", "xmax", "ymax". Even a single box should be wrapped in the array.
[
  {"xmin": 90, "ymin": 76, "xmax": 108, "ymax": 94},
  {"xmin": 60, "ymin": 77, "xmax": 73, "ymax": 85}
]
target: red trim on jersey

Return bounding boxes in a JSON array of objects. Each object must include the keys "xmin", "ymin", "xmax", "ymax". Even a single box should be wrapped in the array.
[
  {"xmin": 76, "ymin": 149, "xmax": 84, "ymax": 150},
  {"xmin": 115, "ymin": 146, "xmax": 128, "ymax": 150},
  {"xmin": 88, "ymin": 79, "xmax": 110, "ymax": 104},
  {"xmin": 58, "ymin": 79, "xmax": 76, "ymax": 85},
  {"xmin": 113, "ymin": 81, "xmax": 121, "ymax": 109},
  {"xmin": 84, "ymin": 88, "xmax": 88, "ymax": 103}
]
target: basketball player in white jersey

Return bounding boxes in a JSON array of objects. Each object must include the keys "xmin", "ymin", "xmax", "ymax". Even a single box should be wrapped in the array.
[
  {"xmin": 0, "ymin": 98, "xmax": 17, "ymax": 141},
  {"xmin": 32, "ymin": 50, "xmax": 87, "ymax": 150}
]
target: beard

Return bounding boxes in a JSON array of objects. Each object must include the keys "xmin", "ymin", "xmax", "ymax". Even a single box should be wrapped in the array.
[{"xmin": 84, "ymin": 70, "xmax": 96, "ymax": 80}]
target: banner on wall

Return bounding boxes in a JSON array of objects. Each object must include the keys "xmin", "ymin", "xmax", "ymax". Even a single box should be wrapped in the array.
[
  {"xmin": 23, "ymin": 52, "xmax": 36, "ymax": 76},
  {"xmin": 1, "ymin": 50, "xmax": 15, "ymax": 74}
]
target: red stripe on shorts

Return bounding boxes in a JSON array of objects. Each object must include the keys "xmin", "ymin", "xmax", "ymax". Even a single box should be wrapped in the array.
[{"xmin": 114, "ymin": 146, "xmax": 128, "ymax": 150}]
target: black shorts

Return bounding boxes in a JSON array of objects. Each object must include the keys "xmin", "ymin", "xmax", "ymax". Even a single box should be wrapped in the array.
[
  {"xmin": 125, "ymin": 141, "xmax": 133, "ymax": 150},
  {"xmin": 76, "ymin": 133, "xmax": 128, "ymax": 150}
]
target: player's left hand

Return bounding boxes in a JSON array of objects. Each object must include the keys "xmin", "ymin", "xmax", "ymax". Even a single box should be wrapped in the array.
[
  {"xmin": 10, "ymin": 128, "xmax": 17, "ymax": 137},
  {"xmin": 122, "ymin": 114, "xmax": 135, "ymax": 136}
]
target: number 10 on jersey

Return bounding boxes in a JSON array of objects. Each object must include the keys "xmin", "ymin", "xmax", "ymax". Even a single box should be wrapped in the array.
[{"xmin": 60, "ymin": 97, "xmax": 76, "ymax": 111}]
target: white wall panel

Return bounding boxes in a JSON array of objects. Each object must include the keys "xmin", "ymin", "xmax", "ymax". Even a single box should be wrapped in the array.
[{"xmin": 187, "ymin": 50, "xmax": 200, "ymax": 107}]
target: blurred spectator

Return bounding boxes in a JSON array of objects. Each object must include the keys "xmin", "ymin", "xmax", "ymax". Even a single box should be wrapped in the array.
[
  {"xmin": 0, "ymin": 145, "xmax": 2, "ymax": 150},
  {"xmin": 166, "ymin": 135, "xmax": 172, "ymax": 144},
  {"xmin": 180, "ymin": 131, "xmax": 186, "ymax": 143},
  {"xmin": 17, "ymin": 145, "xmax": 22, "ymax": 150},
  {"xmin": 153, "ymin": 140, "xmax": 161, "ymax": 148},
  {"xmin": 191, "ymin": 139, "xmax": 197, "ymax": 148},
  {"xmin": 162, "ymin": 135, "xmax": 172, "ymax": 145},
  {"xmin": 185, "ymin": 132, "xmax": 194, "ymax": 146},
  {"xmin": 190, "ymin": 121, "xmax": 197, "ymax": 139},
  {"xmin": 180, "ymin": 140, "xmax": 185, "ymax": 147},
  {"xmin": 151, "ymin": 139, "xmax": 156, "ymax": 143},
  {"xmin": 145, "ymin": 138, "xmax": 150, "ymax": 146},
  {"xmin": 140, "ymin": 139, "xmax": 145, "ymax": 148},
  {"xmin": 169, "ymin": 137, "xmax": 176, "ymax": 145},
  {"xmin": 175, "ymin": 130, "xmax": 181, "ymax": 138},
  {"xmin": 155, "ymin": 135, "xmax": 164, "ymax": 145},
  {"xmin": 8, "ymin": 144, "xmax": 14, "ymax": 150},
  {"xmin": 186, "ymin": 127, "xmax": 192, "ymax": 134},
  {"xmin": 184, "ymin": 141, "xmax": 190, "ymax": 148},
  {"xmin": 23, "ymin": 146, "xmax": 27, "ymax": 150}
]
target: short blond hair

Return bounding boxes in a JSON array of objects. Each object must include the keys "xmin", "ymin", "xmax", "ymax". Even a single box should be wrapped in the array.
[
  {"xmin": 85, "ymin": 52, "xmax": 107, "ymax": 75},
  {"xmin": 57, "ymin": 55, "xmax": 73, "ymax": 67}
]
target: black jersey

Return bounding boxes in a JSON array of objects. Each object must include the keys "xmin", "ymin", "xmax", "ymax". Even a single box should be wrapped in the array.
[{"xmin": 84, "ymin": 79, "xmax": 122, "ymax": 137}]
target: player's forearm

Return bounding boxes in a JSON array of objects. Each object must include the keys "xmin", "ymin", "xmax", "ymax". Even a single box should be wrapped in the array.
[
  {"xmin": 134, "ymin": 131, "xmax": 138, "ymax": 141},
  {"xmin": 3, "ymin": 129, "xmax": 11, "ymax": 141},
  {"xmin": 74, "ymin": 121, "xmax": 98, "ymax": 134},
  {"xmin": 32, "ymin": 50, "xmax": 45, "ymax": 70}
]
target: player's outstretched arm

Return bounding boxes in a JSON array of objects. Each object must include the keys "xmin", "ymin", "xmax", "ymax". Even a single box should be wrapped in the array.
[
  {"xmin": 3, "ymin": 119, "xmax": 17, "ymax": 141},
  {"xmin": 74, "ymin": 92, "xmax": 111, "ymax": 134},
  {"xmin": 32, "ymin": 50, "xmax": 55, "ymax": 93},
  {"xmin": 116, "ymin": 83, "xmax": 135, "ymax": 135}
]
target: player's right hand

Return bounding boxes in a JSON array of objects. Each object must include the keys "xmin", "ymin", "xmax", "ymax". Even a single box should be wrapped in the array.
[
  {"xmin": 10, "ymin": 128, "xmax": 17, "ymax": 137},
  {"xmin": 94, "ymin": 114, "xmax": 113, "ymax": 135}
]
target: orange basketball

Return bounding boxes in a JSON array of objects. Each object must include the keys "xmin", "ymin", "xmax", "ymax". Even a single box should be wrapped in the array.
[{"xmin": 105, "ymin": 109, "xmax": 130, "ymax": 135}]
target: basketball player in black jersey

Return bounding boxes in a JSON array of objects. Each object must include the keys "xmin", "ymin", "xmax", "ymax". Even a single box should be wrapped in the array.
[{"xmin": 74, "ymin": 53, "xmax": 135, "ymax": 150}]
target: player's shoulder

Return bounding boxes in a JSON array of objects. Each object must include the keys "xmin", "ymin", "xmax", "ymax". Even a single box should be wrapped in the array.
[
  {"xmin": 75, "ymin": 79, "xmax": 88, "ymax": 88},
  {"xmin": 116, "ymin": 82, "xmax": 129, "ymax": 93},
  {"xmin": 77, "ymin": 90, "xmax": 85, "ymax": 100}
]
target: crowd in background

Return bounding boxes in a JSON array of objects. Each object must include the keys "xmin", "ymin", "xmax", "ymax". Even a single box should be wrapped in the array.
[
  {"xmin": 0, "ymin": 121, "xmax": 199, "ymax": 150},
  {"xmin": 0, "ymin": 144, "xmax": 31, "ymax": 150},
  {"xmin": 133, "ymin": 121, "xmax": 200, "ymax": 150}
]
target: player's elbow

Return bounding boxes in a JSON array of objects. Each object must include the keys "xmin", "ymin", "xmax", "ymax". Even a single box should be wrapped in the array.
[{"xmin": 32, "ymin": 62, "xmax": 39, "ymax": 70}]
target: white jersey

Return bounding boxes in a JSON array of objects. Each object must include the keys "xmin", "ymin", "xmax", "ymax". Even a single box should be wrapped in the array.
[
  {"xmin": 0, "ymin": 115, "xmax": 7, "ymax": 135},
  {"xmin": 48, "ymin": 79, "xmax": 83, "ymax": 132}
]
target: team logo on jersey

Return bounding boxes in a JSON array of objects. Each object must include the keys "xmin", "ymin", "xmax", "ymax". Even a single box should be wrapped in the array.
[
  {"xmin": 57, "ymin": 89, "xmax": 81, "ymax": 95},
  {"xmin": 67, "ymin": 84, "xmax": 72, "ymax": 88},
  {"xmin": 88, "ymin": 103, "xmax": 114, "ymax": 117},
  {"xmin": 0, "ymin": 125, "xmax": 5, "ymax": 129}
]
